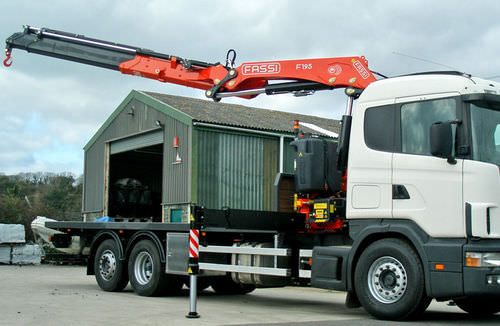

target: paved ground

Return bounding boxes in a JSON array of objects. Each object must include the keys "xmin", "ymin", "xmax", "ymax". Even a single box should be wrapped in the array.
[{"xmin": 1, "ymin": 265, "xmax": 499, "ymax": 326}]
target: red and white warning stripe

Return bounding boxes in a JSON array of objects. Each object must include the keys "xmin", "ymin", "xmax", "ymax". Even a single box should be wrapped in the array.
[{"xmin": 189, "ymin": 229, "xmax": 199, "ymax": 259}]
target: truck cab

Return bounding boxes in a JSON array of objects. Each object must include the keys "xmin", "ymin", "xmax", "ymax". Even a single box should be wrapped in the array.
[
  {"xmin": 350, "ymin": 72, "xmax": 499, "ymax": 237},
  {"xmin": 342, "ymin": 72, "xmax": 500, "ymax": 318}
]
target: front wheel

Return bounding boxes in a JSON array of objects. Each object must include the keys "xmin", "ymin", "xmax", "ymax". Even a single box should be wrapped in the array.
[
  {"xmin": 354, "ymin": 238, "xmax": 430, "ymax": 320},
  {"xmin": 455, "ymin": 297, "xmax": 500, "ymax": 316},
  {"xmin": 128, "ymin": 240, "xmax": 183, "ymax": 296}
]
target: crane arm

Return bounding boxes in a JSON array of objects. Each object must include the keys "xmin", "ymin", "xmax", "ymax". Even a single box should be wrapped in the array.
[{"xmin": 5, "ymin": 26, "xmax": 376, "ymax": 99}]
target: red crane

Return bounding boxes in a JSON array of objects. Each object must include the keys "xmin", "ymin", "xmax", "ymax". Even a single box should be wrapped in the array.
[{"xmin": 4, "ymin": 26, "xmax": 376, "ymax": 100}]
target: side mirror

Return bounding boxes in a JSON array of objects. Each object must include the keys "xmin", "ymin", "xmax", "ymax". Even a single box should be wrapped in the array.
[{"xmin": 430, "ymin": 121, "xmax": 456, "ymax": 164}]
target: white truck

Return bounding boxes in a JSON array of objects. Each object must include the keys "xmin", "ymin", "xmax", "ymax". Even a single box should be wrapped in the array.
[{"xmin": 4, "ymin": 26, "xmax": 500, "ymax": 320}]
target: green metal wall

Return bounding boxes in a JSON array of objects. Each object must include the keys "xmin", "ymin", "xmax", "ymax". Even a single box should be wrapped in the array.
[
  {"xmin": 196, "ymin": 129, "xmax": 280, "ymax": 211},
  {"xmin": 83, "ymin": 98, "xmax": 171, "ymax": 215},
  {"xmin": 263, "ymin": 138, "xmax": 279, "ymax": 210},
  {"xmin": 283, "ymin": 138, "xmax": 296, "ymax": 174},
  {"xmin": 83, "ymin": 93, "xmax": 193, "ymax": 217}
]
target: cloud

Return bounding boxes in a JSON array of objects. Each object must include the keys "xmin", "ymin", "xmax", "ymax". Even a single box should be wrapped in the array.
[{"xmin": 1, "ymin": 0, "xmax": 500, "ymax": 175}]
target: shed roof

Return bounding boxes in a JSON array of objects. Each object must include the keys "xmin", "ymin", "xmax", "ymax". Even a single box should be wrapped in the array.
[
  {"xmin": 85, "ymin": 90, "xmax": 340, "ymax": 150},
  {"xmin": 142, "ymin": 91, "xmax": 340, "ymax": 136}
]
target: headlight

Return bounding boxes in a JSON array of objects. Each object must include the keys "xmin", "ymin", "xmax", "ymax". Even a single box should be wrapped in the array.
[{"xmin": 465, "ymin": 252, "xmax": 500, "ymax": 267}]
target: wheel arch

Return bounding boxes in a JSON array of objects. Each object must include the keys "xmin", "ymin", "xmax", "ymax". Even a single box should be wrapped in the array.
[
  {"xmin": 87, "ymin": 230, "xmax": 125, "ymax": 275},
  {"xmin": 346, "ymin": 220, "xmax": 432, "ymax": 297},
  {"xmin": 125, "ymin": 231, "xmax": 166, "ymax": 264}
]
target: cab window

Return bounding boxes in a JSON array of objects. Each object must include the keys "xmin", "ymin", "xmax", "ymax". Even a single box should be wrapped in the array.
[{"xmin": 401, "ymin": 98, "xmax": 457, "ymax": 155}]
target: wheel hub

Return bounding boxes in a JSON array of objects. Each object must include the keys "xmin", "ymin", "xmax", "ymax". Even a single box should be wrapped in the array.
[
  {"xmin": 367, "ymin": 256, "xmax": 407, "ymax": 304},
  {"xmin": 134, "ymin": 251, "xmax": 154, "ymax": 285},
  {"xmin": 380, "ymin": 270, "xmax": 396, "ymax": 288},
  {"xmin": 99, "ymin": 249, "xmax": 116, "ymax": 281}
]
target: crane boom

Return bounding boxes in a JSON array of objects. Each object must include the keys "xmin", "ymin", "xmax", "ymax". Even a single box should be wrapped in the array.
[{"xmin": 5, "ymin": 25, "xmax": 376, "ymax": 99}]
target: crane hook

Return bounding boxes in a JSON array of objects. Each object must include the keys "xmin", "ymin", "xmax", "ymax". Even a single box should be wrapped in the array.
[
  {"xmin": 3, "ymin": 49, "xmax": 12, "ymax": 67},
  {"xmin": 225, "ymin": 49, "xmax": 236, "ymax": 69}
]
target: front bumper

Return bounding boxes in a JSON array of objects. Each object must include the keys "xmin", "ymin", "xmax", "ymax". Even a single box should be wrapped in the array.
[
  {"xmin": 463, "ymin": 266, "xmax": 500, "ymax": 295},
  {"xmin": 463, "ymin": 241, "xmax": 500, "ymax": 296}
]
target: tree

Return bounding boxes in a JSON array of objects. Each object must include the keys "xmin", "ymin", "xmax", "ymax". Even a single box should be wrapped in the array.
[
  {"xmin": 0, "ymin": 172, "xmax": 84, "ymax": 241},
  {"xmin": 0, "ymin": 185, "xmax": 26, "ymax": 224}
]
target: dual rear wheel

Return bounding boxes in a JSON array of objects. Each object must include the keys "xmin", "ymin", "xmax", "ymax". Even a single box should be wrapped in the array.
[
  {"xmin": 94, "ymin": 239, "xmax": 128, "ymax": 292},
  {"xmin": 94, "ymin": 239, "xmax": 254, "ymax": 297},
  {"xmin": 94, "ymin": 239, "xmax": 182, "ymax": 296},
  {"xmin": 128, "ymin": 240, "xmax": 183, "ymax": 296}
]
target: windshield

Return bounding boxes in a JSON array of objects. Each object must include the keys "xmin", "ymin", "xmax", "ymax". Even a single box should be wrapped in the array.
[{"xmin": 470, "ymin": 103, "xmax": 500, "ymax": 166}]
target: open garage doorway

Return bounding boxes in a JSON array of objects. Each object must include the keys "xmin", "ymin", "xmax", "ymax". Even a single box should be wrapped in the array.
[{"xmin": 108, "ymin": 143, "xmax": 163, "ymax": 222}]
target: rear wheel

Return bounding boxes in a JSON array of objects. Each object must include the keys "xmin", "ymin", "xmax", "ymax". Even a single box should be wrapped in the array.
[
  {"xmin": 211, "ymin": 274, "xmax": 256, "ymax": 295},
  {"xmin": 184, "ymin": 277, "xmax": 212, "ymax": 292},
  {"xmin": 128, "ymin": 240, "xmax": 183, "ymax": 296},
  {"xmin": 455, "ymin": 297, "xmax": 500, "ymax": 316},
  {"xmin": 354, "ymin": 238, "xmax": 430, "ymax": 320},
  {"xmin": 94, "ymin": 239, "xmax": 128, "ymax": 292}
]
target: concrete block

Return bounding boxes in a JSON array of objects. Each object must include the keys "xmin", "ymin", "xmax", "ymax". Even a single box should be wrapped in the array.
[
  {"xmin": 11, "ymin": 244, "xmax": 41, "ymax": 265},
  {"xmin": 0, "ymin": 224, "xmax": 26, "ymax": 244},
  {"xmin": 0, "ymin": 245, "xmax": 11, "ymax": 264}
]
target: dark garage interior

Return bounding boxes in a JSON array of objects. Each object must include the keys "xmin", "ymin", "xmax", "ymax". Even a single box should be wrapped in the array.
[{"xmin": 108, "ymin": 144, "xmax": 163, "ymax": 221}]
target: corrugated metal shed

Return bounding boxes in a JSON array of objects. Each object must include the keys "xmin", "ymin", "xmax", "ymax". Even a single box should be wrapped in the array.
[
  {"xmin": 82, "ymin": 90, "xmax": 339, "ymax": 222},
  {"xmin": 196, "ymin": 129, "xmax": 267, "ymax": 210}
]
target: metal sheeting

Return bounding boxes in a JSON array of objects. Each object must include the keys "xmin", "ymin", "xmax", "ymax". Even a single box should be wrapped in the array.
[
  {"xmin": 84, "ymin": 144, "xmax": 105, "ymax": 213},
  {"xmin": 83, "ymin": 92, "xmax": 301, "ymax": 215},
  {"xmin": 196, "ymin": 130, "xmax": 218, "ymax": 208},
  {"xmin": 163, "ymin": 117, "xmax": 192, "ymax": 205},
  {"xmin": 144, "ymin": 92, "xmax": 341, "ymax": 137},
  {"xmin": 83, "ymin": 98, "xmax": 187, "ymax": 213},
  {"xmin": 218, "ymin": 132, "xmax": 263, "ymax": 210},
  {"xmin": 197, "ymin": 130, "xmax": 267, "ymax": 210},
  {"xmin": 110, "ymin": 130, "xmax": 163, "ymax": 154},
  {"xmin": 263, "ymin": 138, "xmax": 279, "ymax": 211},
  {"xmin": 283, "ymin": 138, "xmax": 296, "ymax": 174}
]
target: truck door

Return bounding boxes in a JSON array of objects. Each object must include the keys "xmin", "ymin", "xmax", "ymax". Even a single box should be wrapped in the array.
[
  {"xmin": 463, "ymin": 103, "xmax": 500, "ymax": 238},
  {"xmin": 392, "ymin": 96, "xmax": 464, "ymax": 237}
]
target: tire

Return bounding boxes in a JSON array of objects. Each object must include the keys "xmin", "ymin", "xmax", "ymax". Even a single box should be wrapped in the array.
[
  {"xmin": 184, "ymin": 277, "xmax": 212, "ymax": 292},
  {"xmin": 455, "ymin": 297, "xmax": 500, "ymax": 316},
  {"xmin": 211, "ymin": 275, "xmax": 256, "ymax": 295},
  {"xmin": 354, "ymin": 238, "xmax": 431, "ymax": 320},
  {"xmin": 94, "ymin": 239, "xmax": 129, "ymax": 292},
  {"xmin": 128, "ymin": 240, "xmax": 183, "ymax": 296}
]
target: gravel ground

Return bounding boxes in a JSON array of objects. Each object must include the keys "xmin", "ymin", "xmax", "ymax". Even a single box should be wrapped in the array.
[{"xmin": 1, "ymin": 264, "xmax": 499, "ymax": 326}]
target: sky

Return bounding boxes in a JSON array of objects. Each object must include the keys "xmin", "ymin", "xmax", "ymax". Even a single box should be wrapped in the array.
[{"xmin": 1, "ymin": 0, "xmax": 500, "ymax": 176}]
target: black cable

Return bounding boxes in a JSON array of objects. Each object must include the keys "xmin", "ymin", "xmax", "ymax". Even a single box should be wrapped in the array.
[{"xmin": 371, "ymin": 70, "xmax": 389, "ymax": 79}]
